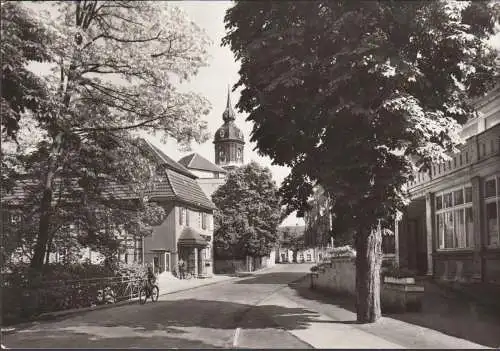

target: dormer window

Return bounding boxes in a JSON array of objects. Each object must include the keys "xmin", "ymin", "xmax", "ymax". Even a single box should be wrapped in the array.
[{"xmin": 220, "ymin": 129, "xmax": 225, "ymax": 138}]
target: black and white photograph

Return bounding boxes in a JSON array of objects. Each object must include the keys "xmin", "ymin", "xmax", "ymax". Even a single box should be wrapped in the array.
[{"xmin": 1, "ymin": 0, "xmax": 499, "ymax": 349}]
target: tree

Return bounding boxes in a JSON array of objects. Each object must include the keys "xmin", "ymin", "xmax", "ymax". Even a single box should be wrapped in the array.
[
  {"xmin": 2, "ymin": 1, "xmax": 212, "ymax": 270},
  {"xmin": 212, "ymin": 162, "xmax": 281, "ymax": 259},
  {"xmin": 0, "ymin": 1, "xmax": 53, "ymax": 192},
  {"xmin": 223, "ymin": 1, "xmax": 498, "ymax": 323}
]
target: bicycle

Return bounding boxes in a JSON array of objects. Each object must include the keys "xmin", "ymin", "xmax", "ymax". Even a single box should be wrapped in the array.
[{"xmin": 139, "ymin": 280, "xmax": 159, "ymax": 304}]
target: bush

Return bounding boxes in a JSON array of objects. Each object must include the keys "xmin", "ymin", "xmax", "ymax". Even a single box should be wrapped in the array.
[
  {"xmin": 1, "ymin": 262, "xmax": 146, "ymax": 325},
  {"xmin": 329, "ymin": 245, "xmax": 356, "ymax": 258},
  {"xmin": 382, "ymin": 263, "xmax": 415, "ymax": 278}
]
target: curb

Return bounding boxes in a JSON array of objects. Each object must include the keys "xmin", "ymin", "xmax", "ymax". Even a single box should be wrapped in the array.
[{"xmin": 1, "ymin": 275, "xmax": 241, "ymax": 332}]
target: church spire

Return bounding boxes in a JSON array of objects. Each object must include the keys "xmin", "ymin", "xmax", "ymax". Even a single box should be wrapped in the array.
[{"xmin": 223, "ymin": 84, "xmax": 235, "ymax": 123}]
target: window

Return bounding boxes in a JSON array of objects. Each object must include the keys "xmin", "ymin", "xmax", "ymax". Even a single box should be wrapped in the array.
[
  {"xmin": 485, "ymin": 175, "xmax": 500, "ymax": 247},
  {"xmin": 179, "ymin": 208, "xmax": 184, "ymax": 225},
  {"xmin": 307, "ymin": 254, "xmax": 312, "ymax": 262},
  {"xmin": 435, "ymin": 185, "xmax": 473, "ymax": 249},
  {"xmin": 202, "ymin": 213, "xmax": 207, "ymax": 230},
  {"xmin": 186, "ymin": 209, "xmax": 190, "ymax": 226}
]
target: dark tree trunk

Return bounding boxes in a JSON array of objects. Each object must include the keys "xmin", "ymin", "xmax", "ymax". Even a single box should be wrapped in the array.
[
  {"xmin": 355, "ymin": 226, "xmax": 382, "ymax": 323},
  {"xmin": 30, "ymin": 153, "xmax": 58, "ymax": 270}
]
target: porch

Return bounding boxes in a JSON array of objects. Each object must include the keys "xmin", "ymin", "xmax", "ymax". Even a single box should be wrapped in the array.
[{"xmin": 177, "ymin": 227, "xmax": 213, "ymax": 278}]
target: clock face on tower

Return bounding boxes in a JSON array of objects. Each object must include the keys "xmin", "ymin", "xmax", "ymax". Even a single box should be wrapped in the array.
[{"xmin": 219, "ymin": 129, "xmax": 225, "ymax": 138}]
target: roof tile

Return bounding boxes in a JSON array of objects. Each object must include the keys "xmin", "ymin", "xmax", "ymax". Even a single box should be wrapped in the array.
[{"xmin": 178, "ymin": 153, "xmax": 227, "ymax": 174}]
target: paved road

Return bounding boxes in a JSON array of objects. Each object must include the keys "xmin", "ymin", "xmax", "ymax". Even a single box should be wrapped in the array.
[{"xmin": 2, "ymin": 264, "xmax": 315, "ymax": 349}]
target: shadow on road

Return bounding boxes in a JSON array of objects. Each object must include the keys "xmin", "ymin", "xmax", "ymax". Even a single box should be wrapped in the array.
[
  {"xmin": 234, "ymin": 272, "xmax": 308, "ymax": 285},
  {"xmin": 5, "ymin": 297, "xmax": 327, "ymax": 348},
  {"xmin": 288, "ymin": 279, "xmax": 500, "ymax": 348}
]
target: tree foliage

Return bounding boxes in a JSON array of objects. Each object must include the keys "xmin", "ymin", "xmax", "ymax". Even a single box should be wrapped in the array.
[
  {"xmin": 1, "ymin": 1, "xmax": 212, "ymax": 269},
  {"xmin": 212, "ymin": 162, "xmax": 281, "ymax": 259},
  {"xmin": 224, "ymin": 1, "xmax": 499, "ymax": 322}
]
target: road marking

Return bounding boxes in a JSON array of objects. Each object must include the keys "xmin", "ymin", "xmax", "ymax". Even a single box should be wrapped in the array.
[
  {"xmin": 1, "ymin": 344, "xmax": 7, "ymax": 349},
  {"xmin": 232, "ymin": 327, "xmax": 241, "ymax": 347}
]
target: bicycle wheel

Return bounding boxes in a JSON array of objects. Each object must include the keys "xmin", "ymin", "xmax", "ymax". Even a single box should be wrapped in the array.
[
  {"xmin": 139, "ymin": 287, "xmax": 148, "ymax": 304},
  {"xmin": 151, "ymin": 285, "xmax": 159, "ymax": 302}
]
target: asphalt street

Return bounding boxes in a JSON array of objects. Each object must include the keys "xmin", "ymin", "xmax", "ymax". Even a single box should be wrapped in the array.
[{"xmin": 2, "ymin": 264, "xmax": 315, "ymax": 349}]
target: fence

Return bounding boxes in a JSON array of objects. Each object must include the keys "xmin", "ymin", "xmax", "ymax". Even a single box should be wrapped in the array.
[{"xmin": 2, "ymin": 274, "xmax": 146, "ymax": 326}]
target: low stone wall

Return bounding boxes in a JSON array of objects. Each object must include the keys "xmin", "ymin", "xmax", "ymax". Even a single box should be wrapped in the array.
[
  {"xmin": 313, "ymin": 257, "xmax": 356, "ymax": 296},
  {"xmin": 312, "ymin": 257, "xmax": 425, "ymax": 312}
]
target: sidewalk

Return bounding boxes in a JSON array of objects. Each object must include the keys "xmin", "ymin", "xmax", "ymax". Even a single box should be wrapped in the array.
[
  {"xmin": 271, "ymin": 278, "xmax": 490, "ymax": 349},
  {"xmin": 157, "ymin": 273, "xmax": 236, "ymax": 296}
]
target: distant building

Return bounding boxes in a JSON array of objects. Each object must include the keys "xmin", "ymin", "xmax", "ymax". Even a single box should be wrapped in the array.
[
  {"xmin": 397, "ymin": 86, "xmax": 500, "ymax": 283},
  {"xmin": 178, "ymin": 153, "xmax": 227, "ymax": 199},
  {"xmin": 179, "ymin": 87, "xmax": 246, "ymax": 199},
  {"xmin": 276, "ymin": 225, "xmax": 315, "ymax": 263}
]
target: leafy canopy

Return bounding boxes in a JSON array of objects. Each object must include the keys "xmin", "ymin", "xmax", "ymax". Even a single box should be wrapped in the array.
[
  {"xmin": 212, "ymin": 162, "xmax": 281, "ymax": 258},
  {"xmin": 2, "ymin": 1, "xmax": 212, "ymax": 266},
  {"xmin": 223, "ymin": 1, "xmax": 499, "ymax": 230}
]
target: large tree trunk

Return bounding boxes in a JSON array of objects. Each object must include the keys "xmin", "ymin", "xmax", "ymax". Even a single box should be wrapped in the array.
[
  {"xmin": 30, "ymin": 143, "xmax": 60, "ymax": 270},
  {"xmin": 30, "ymin": 182, "xmax": 55, "ymax": 269},
  {"xmin": 355, "ymin": 226, "xmax": 382, "ymax": 323}
]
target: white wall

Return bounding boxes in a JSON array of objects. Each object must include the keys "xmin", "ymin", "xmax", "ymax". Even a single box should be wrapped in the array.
[{"xmin": 314, "ymin": 257, "xmax": 356, "ymax": 296}]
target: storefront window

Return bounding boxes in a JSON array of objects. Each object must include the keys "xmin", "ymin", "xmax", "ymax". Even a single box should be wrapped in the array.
[
  {"xmin": 485, "ymin": 175, "xmax": 499, "ymax": 247},
  {"xmin": 465, "ymin": 207, "xmax": 474, "ymax": 248},
  {"xmin": 486, "ymin": 202, "xmax": 498, "ymax": 246},
  {"xmin": 436, "ymin": 184, "xmax": 473, "ymax": 250}
]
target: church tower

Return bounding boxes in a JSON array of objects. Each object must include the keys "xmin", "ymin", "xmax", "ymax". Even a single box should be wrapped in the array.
[{"xmin": 213, "ymin": 87, "xmax": 245, "ymax": 171}]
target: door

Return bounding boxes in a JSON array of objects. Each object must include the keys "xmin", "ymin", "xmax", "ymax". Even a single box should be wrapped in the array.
[
  {"xmin": 154, "ymin": 252, "xmax": 165, "ymax": 273},
  {"xmin": 416, "ymin": 217, "xmax": 428, "ymax": 275},
  {"xmin": 407, "ymin": 220, "xmax": 418, "ymax": 271}
]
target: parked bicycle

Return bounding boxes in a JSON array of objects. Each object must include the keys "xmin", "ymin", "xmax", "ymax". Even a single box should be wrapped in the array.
[{"xmin": 139, "ymin": 280, "xmax": 159, "ymax": 304}]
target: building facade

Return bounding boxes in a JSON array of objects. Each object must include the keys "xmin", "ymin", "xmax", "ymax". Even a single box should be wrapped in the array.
[
  {"xmin": 2, "ymin": 139, "xmax": 217, "ymax": 278},
  {"xmin": 396, "ymin": 86, "xmax": 500, "ymax": 283},
  {"xmin": 140, "ymin": 141, "xmax": 216, "ymax": 278},
  {"xmin": 213, "ymin": 88, "xmax": 245, "ymax": 171}
]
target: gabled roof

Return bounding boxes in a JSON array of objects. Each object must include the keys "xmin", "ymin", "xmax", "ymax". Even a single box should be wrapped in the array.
[
  {"xmin": 2, "ymin": 139, "xmax": 216, "ymax": 211},
  {"xmin": 165, "ymin": 169, "xmax": 216, "ymax": 210},
  {"xmin": 178, "ymin": 153, "xmax": 227, "ymax": 174},
  {"xmin": 141, "ymin": 139, "xmax": 196, "ymax": 179}
]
